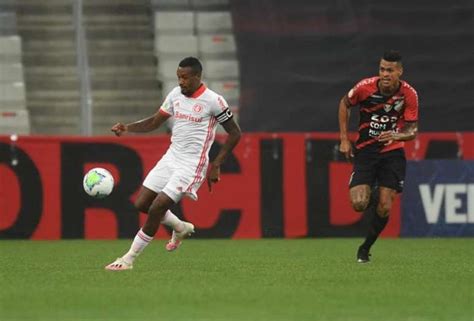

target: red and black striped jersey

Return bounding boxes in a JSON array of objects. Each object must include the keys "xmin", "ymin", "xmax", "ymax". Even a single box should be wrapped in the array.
[{"xmin": 346, "ymin": 76, "xmax": 419, "ymax": 153}]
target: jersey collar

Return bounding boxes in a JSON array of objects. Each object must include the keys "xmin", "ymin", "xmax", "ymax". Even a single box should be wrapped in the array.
[{"xmin": 190, "ymin": 83, "xmax": 206, "ymax": 98}]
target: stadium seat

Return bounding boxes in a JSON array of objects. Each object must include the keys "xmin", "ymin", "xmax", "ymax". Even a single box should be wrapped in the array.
[
  {"xmin": 0, "ymin": 36, "xmax": 22, "ymax": 64},
  {"xmin": 162, "ymin": 81, "xmax": 178, "ymax": 96},
  {"xmin": 157, "ymin": 58, "xmax": 181, "ymax": 80},
  {"xmin": 151, "ymin": 0, "xmax": 191, "ymax": 10},
  {"xmin": 154, "ymin": 11, "xmax": 195, "ymax": 34},
  {"xmin": 202, "ymin": 59, "xmax": 239, "ymax": 80},
  {"xmin": 155, "ymin": 35, "xmax": 198, "ymax": 57},
  {"xmin": 0, "ymin": 109, "xmax": 30, "ymax": 134},
  {"xmin": 198, "ymin": 34, "xmax": 236, "ymax": 58},
  {"xmin": 0, "ymin": 12, "xmax": 17, "ymax": 36},
  {"xmin": 196, "ymin": 12, "xmax": 233, "ymax": 33},
  {"xmin": 208, "ymin": 80, "xmax": 239, "ymax": 101},
  {"xmin": 0, "ymin": 82, "xmax": 26, "ymax": 108},
  {"xmin": 0, "ymin": 64, "xmax": 23, "ymax": 83},
  {"xmin": 191, "ymin": 0, "xmax": 230, "ymax": 10}
]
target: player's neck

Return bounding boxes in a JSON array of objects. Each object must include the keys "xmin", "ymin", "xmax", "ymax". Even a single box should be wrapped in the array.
[
  {"xmin": 378, "ymin": 80, "xmax": 401, "ymax": 97},
  {"xmin": 186, "ymin": 83, "xmax": 204, "ymax": 98}
]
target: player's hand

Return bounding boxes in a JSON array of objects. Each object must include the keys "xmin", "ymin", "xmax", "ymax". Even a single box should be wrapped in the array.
[
  {"xmin": 339, "ymin": 139, "xmax": 354, "ymax": 161},
  {"xmin": 377, "ymin": 131, "xmax": 395, "ymax": 145},
  {"xmin": 111, "ymin": 123, "xmax": 127, "ymax": 136},
  {"xmin": 206, "ymin": 163, "xmax": 221, "ymax": 192}
]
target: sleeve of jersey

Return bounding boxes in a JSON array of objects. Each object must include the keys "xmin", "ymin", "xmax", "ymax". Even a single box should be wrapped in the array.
[
  {"xmin": 404, "ymin": 89, "xmax": 419, "ymax": 121},
  {"xmin": 213, "ymin": 95, "xmax": 233, "ymax": 124},
  {"xmin": 347, "ymin": 84, "xmax": 362, "ymax": 106},
  {"xmin": 159, "ymin": 93, "xmax": 174, "ymax": 116}
]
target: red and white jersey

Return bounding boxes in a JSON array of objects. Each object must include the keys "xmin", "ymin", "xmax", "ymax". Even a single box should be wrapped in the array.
[{"xmin": 159, "ymin": 84, "xmax": 233, "ymax": 169}]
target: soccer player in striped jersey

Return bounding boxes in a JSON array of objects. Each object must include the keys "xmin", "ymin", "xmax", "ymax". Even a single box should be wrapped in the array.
[
  {"xmin": 338, "ymin": 50, "xmax": 419, "ymax": 263},
  {"xmin": 105, "ymin": 57, "xmax": 241, "ymax": 270}
]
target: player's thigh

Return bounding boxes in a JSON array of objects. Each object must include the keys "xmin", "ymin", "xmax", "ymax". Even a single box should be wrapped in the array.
[
  {"xmin": 348, "ymin": 150, "xmax": 377, "ymax": 211},
  {"xmin": 162, "ymin": 167, "xmax": 203, "ymax": 203},
  {"xmin": 142, "ymin": 157, "xmax": 173, "ymax": 195},
  {"xmin": 134, "ymin": 186, "xmax": 158, "ymax": 213},
  {"xmin": 377, "ymin": 149, "xmax": 406, "ymax": 192},
  {"xmin": 349, "ymin": 184, "xmax": 371, "ymax": 211},
  {"xmin": 349, "ymin": 150, "xmax": 378, "ymax": 188}
]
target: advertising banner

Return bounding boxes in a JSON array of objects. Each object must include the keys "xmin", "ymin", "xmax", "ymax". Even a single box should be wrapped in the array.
[
  {"xmin": 401, "ymin": 160, "xmax": 474, "ymax": 237},
  {"xmin": 0, "ymin": 133, "xmax": 472, "ymax": 239}
]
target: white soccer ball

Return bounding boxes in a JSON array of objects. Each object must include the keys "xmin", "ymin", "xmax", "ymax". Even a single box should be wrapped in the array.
[{"xmin": 83, "ymin": 167, "xmax": 114, "ymax": 198}]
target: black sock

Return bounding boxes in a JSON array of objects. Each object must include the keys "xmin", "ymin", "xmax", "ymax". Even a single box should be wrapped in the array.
[{"xmin": 361, "ymin": 213, "xmax": 389, "ymax": 250}]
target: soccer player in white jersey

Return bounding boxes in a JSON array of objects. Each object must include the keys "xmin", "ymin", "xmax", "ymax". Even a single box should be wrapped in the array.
[{"xmin": 105, "ymin": 57, "xmax": 241, "ymax": 271}]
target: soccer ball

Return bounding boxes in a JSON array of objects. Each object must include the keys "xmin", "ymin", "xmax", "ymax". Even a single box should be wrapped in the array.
[{"xmin": 83, "ymin": 167, "xmax": 114, "ymax": 198}]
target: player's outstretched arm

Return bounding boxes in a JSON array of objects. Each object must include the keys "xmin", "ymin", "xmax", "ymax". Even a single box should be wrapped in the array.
[
  {"xmin": 111, "ymin": 110, "xmax": 170, "ymax": 136},
  {"xmin": 207, "ymin": 118, "xmax": 241, "ymax": 191}
]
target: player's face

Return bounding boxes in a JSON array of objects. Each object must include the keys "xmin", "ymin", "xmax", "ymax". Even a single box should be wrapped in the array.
[
  {"xmin": 378, "ymin": 59, "xmax": 403, "ymax": 89},
  {"xmin": 177, "ymin": 67, "xmax": 201, "ymax": 96}
]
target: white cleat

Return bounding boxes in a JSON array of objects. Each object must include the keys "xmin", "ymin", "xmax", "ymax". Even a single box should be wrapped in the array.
[
  {"xmin": 105, "ymin": 257, "xmax": 133, "ymax": 271},
  {"xmin": 165, "ymin": 222, "xmax": 195, "ymax": 252}
]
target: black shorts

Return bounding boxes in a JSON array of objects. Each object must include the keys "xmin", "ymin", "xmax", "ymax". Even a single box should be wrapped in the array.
[{"xmin": 349, "ymin": 148, "xmax": 406, "ymax": 192}]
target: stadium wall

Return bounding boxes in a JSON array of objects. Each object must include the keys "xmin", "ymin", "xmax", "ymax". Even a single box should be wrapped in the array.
[
  {"xmin": 231, "ymin": 0, "xmax": 474, "ymax": 132},
  {"xmin": 0, "ymin": 132, "xmax": 473, "ymax": 239}
]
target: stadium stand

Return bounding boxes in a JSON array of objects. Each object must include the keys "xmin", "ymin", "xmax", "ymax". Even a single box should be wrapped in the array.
[
  {"xmin": 152, "ymin": 0, "xmax": 240, "ymax": 132},
  {"xmin": 0, "ymin": 3, "xmax": 30, "ymax": 135},
  {"xmin": 12, "ymin": 0, "xmax": 160, "ymax": 135},
  {"xmin": 15, "ymin": 0, "xmax": 79, "ymax": 134},
  {"xmin": 83, "ymin": 0, "xmax": 161, "ymax": 135}
]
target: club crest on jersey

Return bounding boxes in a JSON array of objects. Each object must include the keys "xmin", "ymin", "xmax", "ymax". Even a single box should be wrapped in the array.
[
  {"xmin": 393, "ymin": 99, "xmax": 404, "ymax": 112},
  {"xmin": 383, "ymin": 104, "xmax": 393, "ymax": 112},
  {"xmin": 193, "ymin": 104, "xmax": 203, "ymax": 113}
]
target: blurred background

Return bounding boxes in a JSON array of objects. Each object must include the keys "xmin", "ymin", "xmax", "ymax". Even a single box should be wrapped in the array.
[
  {"xmin": 0, "ymin": 0, "xmax": 472, "ymax": 136},
  {"xmin": 0, "ymin": 0, "xmax": 473, "ymax": 240}
]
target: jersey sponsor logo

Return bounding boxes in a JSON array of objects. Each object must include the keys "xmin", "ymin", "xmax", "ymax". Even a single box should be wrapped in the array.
[
  {"xmin": 175, "ymin": 111, "xmax": 203, "ymax": 123},
  {"xmin": 368, "ymin": 114, "xmax": 398, "ymax": 137},
  {"xmin": 193, "ymin": 104, "xmax": 203, "ymax": 113}
]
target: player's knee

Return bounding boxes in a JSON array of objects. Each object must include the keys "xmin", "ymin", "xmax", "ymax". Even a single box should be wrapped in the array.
[
  {"xmin": 376, "ymin": 201, "xmax": 391, "ymax": 217},
  {"xmin": 148, "ymin": 199, "xmax": 169, "ymax": 216},
  {"xmin": 134, "ymin": 199, "xmax": 149, "ymax": 214},
  {"xmin": 351, "ymin": 200, "xmax": 368, "ymax": 212}
]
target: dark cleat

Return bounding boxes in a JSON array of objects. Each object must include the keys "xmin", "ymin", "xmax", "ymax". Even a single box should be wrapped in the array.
[{"xmin": 357, "ymin": 246, "xmax": 371, "ymax": 263}]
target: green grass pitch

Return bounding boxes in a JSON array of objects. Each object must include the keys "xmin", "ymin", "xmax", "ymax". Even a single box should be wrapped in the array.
[{"xmin": 1, "ymin": 239, "xmax": 472, "ymax": 321}]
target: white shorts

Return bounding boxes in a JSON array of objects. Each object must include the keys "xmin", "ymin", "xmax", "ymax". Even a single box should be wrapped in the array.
[{"xmin": 142, "ymin": 154, "xmax": 206, "ymax": 203}]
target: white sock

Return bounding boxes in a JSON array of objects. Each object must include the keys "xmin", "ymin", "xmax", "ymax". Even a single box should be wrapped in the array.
[
  {"xmin": 161, "ymin": 210, "xmax": 184, "ymax": 232},
  {"xmin": 122, "ymin": 229, "xmax": 153, "ymax": 264}
]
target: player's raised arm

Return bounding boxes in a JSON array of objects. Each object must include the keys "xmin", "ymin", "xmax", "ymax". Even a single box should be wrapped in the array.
[{"xmin": 111, "ymin": 109, "xmax": 171, "ymax": 136}]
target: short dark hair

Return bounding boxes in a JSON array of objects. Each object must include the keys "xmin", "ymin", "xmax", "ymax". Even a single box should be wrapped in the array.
[
  {"xmin": 179, "ymin": 57, "xmax": 202, "ymax": 75},
  {"xmin": 383, "ymin": 50, "xmax": 402, "ymax": 63}
]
